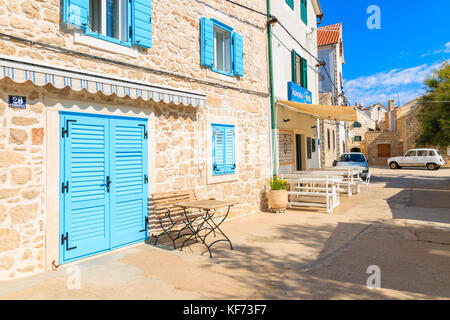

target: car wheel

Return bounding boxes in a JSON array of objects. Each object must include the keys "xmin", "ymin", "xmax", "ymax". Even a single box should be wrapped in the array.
[
  {"xmin": 426, "ymin": 163, "xmax": 436, "ymax": 170},
  {"xmin": 389, "ymin": 162, "xmax": 399, "ymax": 169}
]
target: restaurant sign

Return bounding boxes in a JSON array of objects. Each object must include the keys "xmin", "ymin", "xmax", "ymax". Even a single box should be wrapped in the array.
[{"xmin": 287, "ymin": 82, "xmax": 312, "ymax": 104}]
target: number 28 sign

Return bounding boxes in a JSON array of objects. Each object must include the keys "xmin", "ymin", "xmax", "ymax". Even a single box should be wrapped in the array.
[{"xmin": 9, "ymin": 96, "xmax": 26, "ymax": 109}]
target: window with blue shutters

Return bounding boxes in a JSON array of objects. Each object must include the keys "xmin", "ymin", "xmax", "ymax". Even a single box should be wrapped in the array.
[
  {"xmin": 285, "ymin": 0, "xmax": 294, "ymax": 10},
  {"xmin": 64, "ymin": 0, "xmax": 152, "ymax": 48},
  {"xmin": 291, "ymin": 50, "xmax": 308, "ymax": 89},
  {"xmin": 201, "ymin": 18, "xmax": 244, "ymax": 77},
  {"xmin": 212, "ymin": 124, "xmax": 236, "ymax": 176},
  {"xmin": 300, "ymin": 0, "xmax": 308, "ymax": 25}
]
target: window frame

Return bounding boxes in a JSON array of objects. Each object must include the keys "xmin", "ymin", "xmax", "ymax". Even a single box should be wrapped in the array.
[
  {"xmin": 84, "ymin": 0, "xmax": 132, "ymax": 47},
  {"xmin": 210, "ymin": 19, "xmax": 234, "ymax": 77}
]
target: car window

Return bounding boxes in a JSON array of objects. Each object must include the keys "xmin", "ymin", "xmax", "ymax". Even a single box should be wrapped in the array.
[
  {"xmin": 436, "ymin": 150, "xmax": 441, "ymax": 156},
  {"xmin": 417, "ymin": 150, "xmax": 427, "ymax": 156},
  {"xmin": 340, "ymin": 154, "xmax": 366, "ymax": 162},
  {"xmin": 428, "ymin": 151, "xmax": 436, "ymax": 156},
  {"xmin": 405, "ymin": 151, "xmax": 416, "ymax": 157}
]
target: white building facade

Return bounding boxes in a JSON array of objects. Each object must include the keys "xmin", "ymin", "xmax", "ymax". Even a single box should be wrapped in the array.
[{"xmin": 270, "ymin": 0, "xmax": 323, "ymax": 173}]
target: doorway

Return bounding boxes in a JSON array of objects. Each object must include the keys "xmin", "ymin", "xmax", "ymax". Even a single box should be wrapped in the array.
[{"xmin": 295, "ymin": 134, "xmax": 303, "ymax": 171}]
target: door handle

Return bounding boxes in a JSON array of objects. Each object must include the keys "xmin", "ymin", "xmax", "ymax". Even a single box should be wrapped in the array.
[{"xmin": 106, "ymin": 176, "xmax": 111, "ymax": 193}]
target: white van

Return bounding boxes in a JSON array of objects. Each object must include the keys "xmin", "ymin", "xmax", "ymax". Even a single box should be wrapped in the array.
[{"xmin": 388, "ymin": 148, "xmax": 446, "ymax": 170}]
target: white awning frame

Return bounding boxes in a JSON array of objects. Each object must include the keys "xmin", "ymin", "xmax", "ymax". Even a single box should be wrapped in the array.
[{"xmin": 0, "ymin": 56, "xmax": 207, "ymax": 108}]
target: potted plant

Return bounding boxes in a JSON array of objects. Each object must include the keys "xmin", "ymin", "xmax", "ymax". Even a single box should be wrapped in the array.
[{"xmin": 268, "ymin": 176, "xmax": 288, "ymax": 213}]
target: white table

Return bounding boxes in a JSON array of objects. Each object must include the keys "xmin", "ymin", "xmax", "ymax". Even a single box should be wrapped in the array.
[
  {"xmin": 284, "ymin": 176, "xmax": 343, "ymax": 213},
  {"xmin": 307, "ymin": 167, "xmax": 364, "ymax": 196}
]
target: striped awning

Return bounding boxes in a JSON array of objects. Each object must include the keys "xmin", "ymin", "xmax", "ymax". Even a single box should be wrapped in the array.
[{"xmin": 0, "ymin": 56, "xmax": 207, "ymax": 107}]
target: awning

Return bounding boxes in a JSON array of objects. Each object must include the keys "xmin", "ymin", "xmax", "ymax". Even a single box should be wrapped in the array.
[
  {"xmin": 278, "ymin": 99, "xmax": 358, "ymax": 121},
  {"xmin": 0, "ymin": 56, "xmax": 207, "ymax": 107}
]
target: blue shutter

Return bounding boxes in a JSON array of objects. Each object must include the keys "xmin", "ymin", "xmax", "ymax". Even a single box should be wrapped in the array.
[
  {"xmin": 224, "ymin": 126, "xmax": 236, "ymax": 174},
  {"xmin": 212, "ymin": 125, "xmax": 226, "ymax": 175},
  {"xmin": 132, "ymin": 0, "xmax": 152, "ymax": 48},
  {"xmin": 64, "ymin": 0, "xmax": 89, "ymax": 29},
  {"xmin": 201, "ymin": 17, "xmax": 215, "ymax": 68},
  {"xmin": 301, "ymin": 0, "xmax": 308, "ymax": 25},
  {"xmin": 233, "ymin": 33, "xmax": 244, "ymax": 77},
  {"xmin": 110, "ymin": 118, "xmax": 148, "ymax": 247},
  {"xmin": 301, "ymin": 57, "xmax": 308, "ymax": 89},
  {"xmin": 60, "ymin": 114, "xmax": 110, "ymax": 263}
]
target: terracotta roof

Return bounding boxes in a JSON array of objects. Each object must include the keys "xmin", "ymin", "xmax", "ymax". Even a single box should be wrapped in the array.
[{"xmin": 317, "ymin": 23, "xmax": 342, "ymax": 47}]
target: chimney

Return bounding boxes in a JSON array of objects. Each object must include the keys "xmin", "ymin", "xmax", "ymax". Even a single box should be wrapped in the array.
[{"xmin": 388, "ymin": 99, "xmax": 396, "ymax": 111}]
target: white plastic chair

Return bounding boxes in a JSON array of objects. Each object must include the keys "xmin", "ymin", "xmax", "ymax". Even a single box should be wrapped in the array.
[{"xmin": 357, "ymin": 170, "xmax": 371, "ymax": 194}]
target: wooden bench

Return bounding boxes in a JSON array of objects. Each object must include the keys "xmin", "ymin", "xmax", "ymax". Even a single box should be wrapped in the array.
[{"xmin": 149, "ymin": 190, "xmax": 205, "ymax": 249}]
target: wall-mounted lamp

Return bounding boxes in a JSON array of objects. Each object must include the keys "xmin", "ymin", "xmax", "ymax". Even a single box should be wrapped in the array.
[
  {"xmin": 316, "ymin": 61, "xmax": 326, "ymax": 68},
  {"xmin": 283, "ymin": 118, "xmax": 291, "ymax": 123},
  {"xmin": 311, "ymin": 125, "xmax": 317, "ymax": 129}
]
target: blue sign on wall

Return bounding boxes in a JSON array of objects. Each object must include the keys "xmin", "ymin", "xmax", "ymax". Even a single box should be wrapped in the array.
[
  {"xmin": 9, "ymin": 96, "xmax": 26, "ymax": 109},
  {"xmin": 288, "ymin": 82, "xmax": 312, "ymax": 104}
]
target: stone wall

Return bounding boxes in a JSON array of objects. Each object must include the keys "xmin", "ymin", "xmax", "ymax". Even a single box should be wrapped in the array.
[
  {"xmin": 365, "ymin": 131, "xmax": 403, "ymax": 166},
  {"xmin": 0, "ymin": 0, "xmax": 271, "ymax": 279}
]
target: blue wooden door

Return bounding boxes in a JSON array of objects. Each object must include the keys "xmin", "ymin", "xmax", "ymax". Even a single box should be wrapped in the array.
[
  {"xmin": 110, "ymin": 118, "xmax": 148, "ymax": 248},
  {"xmin": 60, "ymin": 113, "xmax": 148, "ymax": 264},
  {"xmin": 60, "ymin": 113, "xmax": 111, "ymax": 262}
]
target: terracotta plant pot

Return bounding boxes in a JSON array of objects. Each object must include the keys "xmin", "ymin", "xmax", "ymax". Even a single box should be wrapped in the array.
[{"xmin": 268, "ymin": 189, "xmax": 288, "ymax": 211}]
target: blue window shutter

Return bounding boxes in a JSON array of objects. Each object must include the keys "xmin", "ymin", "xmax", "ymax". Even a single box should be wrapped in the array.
[
  {"xmin": 132, "ymin": 0, "xmax": 152, "ymax": 48},
  {"xmin": 233, "ymin": 33, "xmax": 244, "ymax": 77},
  {"xmin": 301, "ymin": 57, "xmax": 308, "ymax": 89},
  {"xmin": 201, "ymin": 17, "xmax": 215, "ymax": 68},
  {"xmin": 301, "ymin": 0, "xmax": 308, "ymax": 25},
  {"xmin": 291, "ymin": 50, "xmax": 297, "ymax": 83},
  {"xmin": 212, "ymin": 125, "xmax": 226, "ymax": 175},
  {"xmin": 224, "ymin": 126, "xmax": 236, "ymax": 174},
  {"xmin": 64, "ymin": 0, "xmax": 89, "ymax": 29}
]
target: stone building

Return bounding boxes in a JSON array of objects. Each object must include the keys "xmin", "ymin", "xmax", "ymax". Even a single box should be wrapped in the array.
[
  {"xmin": 0, "ymin": 0, "xmax": 271, "ymax": 279},
  {"xmin": 347, "ymin": 108, "xmax": 375, "ymax": 156},
  {"xmin": 366, "ymin": 98, "xmax": 450, "ymax": 166}
]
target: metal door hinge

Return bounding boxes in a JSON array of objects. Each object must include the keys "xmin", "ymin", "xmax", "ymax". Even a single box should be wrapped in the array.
[
  {"xmin": 61, "ymin": 119, "xmax": 77, "ymax": 138},
  {"xmin": 144, "ymin": 174, "xmax": 148, "ymax": 184},
  {"xmin": 139, "ymin": 216, "xmax": 149, "ymax": 233},
  {"xmin": 138, "ymin": 124, "xmax": 148, "ymax": 139},
  {"xmin": 61, "ymin": 232, "xmax": 77, "ymax": 251},
  {"xmin": 129, "ymin": 26, "xmax": 133, "ymax": 38},
  {"xmin": 61, "ymin": 181, "xmax": 69, "ymax": 193}
]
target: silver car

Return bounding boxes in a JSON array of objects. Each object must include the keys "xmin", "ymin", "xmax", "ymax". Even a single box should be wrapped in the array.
[{"xmin": 388, "ymin": 148, "xmax": 446, "ymax": 170}]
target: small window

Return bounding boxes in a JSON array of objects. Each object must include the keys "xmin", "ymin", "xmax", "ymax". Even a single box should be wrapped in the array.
[
  {"xmin": 214, "ymin": 26, "xmax": 231, "ymax": 74},
  {"xmin": 405, "ymin": 151, "xmax": 416, "ymax": 157},
  {"xmin": 417, "ymin": 150, "xmax": 427, "ymax": 156},
  {"xmin": 428, "ymin": 151, "xmax": 436, "ymax": 156},
  {"xmin": 354, "ymin": 136, "xmax": 362, "ymax": 142},
  {"xmin": 88, "ymin": 0, "xmax": 128, "ymax": 42},
  {"xmin": 353, "ymin": 122, "xmax": 361, "ymax": 128},
  {"xmin": 327, "ymin": 129, "xmax": 330, "ymax": 149},
  {"xmin": 312, "ymin": 138, "xmax": 316, "ymax": 152},
  {"xmin": 212, "ymin": 124, "xmax": 236, "ymax": 176},
  {"xmin": 333, "ymin": 130, "xmax": 336, "ymax": 150},
  {"xmin": 292, "ymin": 50, "xmax": 308, "ymax": 89}
]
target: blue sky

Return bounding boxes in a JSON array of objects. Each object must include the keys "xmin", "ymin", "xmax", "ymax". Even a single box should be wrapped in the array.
[{"xmin": 319, "ymin": 0, "xmax": 450, "ymax": 106}]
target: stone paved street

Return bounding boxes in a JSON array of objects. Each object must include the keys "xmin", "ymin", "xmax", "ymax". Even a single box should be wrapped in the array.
[{"xmin": 0, "ymin": 167, "xmax": 449, "ymax": 299}]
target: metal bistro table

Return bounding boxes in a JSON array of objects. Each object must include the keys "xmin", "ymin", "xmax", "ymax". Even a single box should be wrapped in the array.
[{"xmin": 175, "ymin": 199, "xmax": 238, "ymax": 258}]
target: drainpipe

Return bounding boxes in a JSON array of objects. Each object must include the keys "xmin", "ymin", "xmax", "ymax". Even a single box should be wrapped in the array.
[{"xmin": 267, "ymin": 0, "xmax": 277, "ymax": 177}]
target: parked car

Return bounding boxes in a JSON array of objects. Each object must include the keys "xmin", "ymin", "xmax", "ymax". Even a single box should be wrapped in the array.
[
  {"xmin": 334, "ymin": 152, "xmax": 369, "ymax": 180},
  {"xmin": 388, "ymin": 148, "xmax": 445, "ymax": 170}
]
